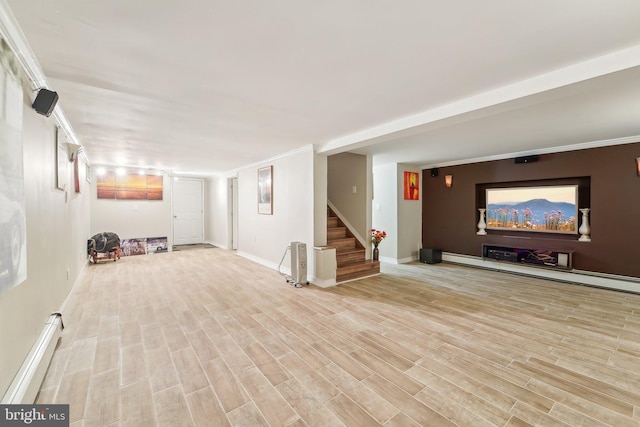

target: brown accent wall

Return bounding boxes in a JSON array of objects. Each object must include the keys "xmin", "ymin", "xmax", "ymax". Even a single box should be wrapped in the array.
[{"xmin": 422, "ymin": 142, "xmax": 640, "ymax": 278}]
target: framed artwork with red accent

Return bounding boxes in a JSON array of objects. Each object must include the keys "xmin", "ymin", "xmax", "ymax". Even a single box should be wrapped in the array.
[{"xmin": 404, "ymin": 171, "xmax": 419, "ymax": 200}]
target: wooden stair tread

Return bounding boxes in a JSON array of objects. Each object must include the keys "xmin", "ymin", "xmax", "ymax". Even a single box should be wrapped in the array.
[
  {"xmin": 327, "ymin": 238, "xmax": 357, "ymax": 249},
  {"xmin": 335, "ymin": 250, "xmax": 362, "ymax": 258},
  {"xmin": 337, "ymin": 259, "xmax": 379, "ymax": 268},
  {"xmin": 336, "ymin": 251, "xmax": 367, "ymax": 267},
  {"xmin": 323, "ymin": 246, "xmax": 364, "ymax": 253},
  {"xmin": 327, "ymin": 227, "xmax": 347, "ymax": 238},
  {"xmin": 327, "ymin": 237, "xmax": 355, "ymax": 242},
  {"xmin": 337, "ymin": 261, "xmax": 380, "ymax": 282},
  {"xmin": 328, "ymin": 205, "xmax": 377, "ymax": 283},
  {"xmin": 327, "ymin": 241, "xmax": 364, "ymax": 253},
  {"xmin": 337, "ymin": 260, "xmax": 378, "ymax": 270}
]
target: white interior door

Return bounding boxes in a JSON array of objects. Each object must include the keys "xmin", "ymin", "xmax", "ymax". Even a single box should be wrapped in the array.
[{"xmin": 173, "ymin": 178, "xmax": 204, "ymax": 246}]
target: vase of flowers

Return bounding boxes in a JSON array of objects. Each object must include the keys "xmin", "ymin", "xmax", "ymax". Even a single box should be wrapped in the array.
[{"xmin": 370, "ymin": 229, "xmax": 387, "ymax": 261}]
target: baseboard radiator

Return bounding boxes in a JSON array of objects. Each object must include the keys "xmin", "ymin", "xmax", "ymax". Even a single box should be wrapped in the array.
[{"xmin": 1, "ymin": 313, "xmax": 63, "ymax": 404}]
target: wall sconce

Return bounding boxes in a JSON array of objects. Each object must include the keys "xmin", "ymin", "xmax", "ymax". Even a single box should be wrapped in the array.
[
  {"xmin": 65, "ymin": 143, "xmax": 83, "ymax": 162},
  {"xmin": 444, "ymin": 175, "xmax": 453, "ymax": 188},
  {"xmin": 636, "ymin": 157, "xmax": 640, "ymax": 176}
]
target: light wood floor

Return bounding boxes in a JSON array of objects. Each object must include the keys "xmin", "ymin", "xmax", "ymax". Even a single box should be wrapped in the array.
[{"xmin": 37, "ymin": 248, "xmax": 640, "ymax": 426}]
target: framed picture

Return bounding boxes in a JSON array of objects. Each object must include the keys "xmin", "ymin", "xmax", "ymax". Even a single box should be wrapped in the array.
[
  {"xmin": 56, "ymin": 128, "xmax": 67, "ymax": 190},
  {"xmin": 486, "ymin": 185, "xmax": 578, "ymax": 234},
  {"xmin": 258, "ymin": 165, "xmax": 273, "ymax": 214},
  {"xmin": 403, "ymin": 171, "xmax": 419, "ymax": 200},
  {"xmin": 96, "ymin": 171, "xmax": 163, "ymax": 200}
]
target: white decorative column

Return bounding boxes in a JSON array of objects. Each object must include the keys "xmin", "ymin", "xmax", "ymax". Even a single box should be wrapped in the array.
[
  {"xmin": 578, "ymin": 208, "xmax": 591, "ymax": 242},
  {"xmin": 477, "ymin": 208, "xmax": 487, "ymax": 235}
]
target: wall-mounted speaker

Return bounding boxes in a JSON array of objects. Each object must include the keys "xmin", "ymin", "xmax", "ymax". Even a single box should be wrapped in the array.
[
  {"xmin": 32, "ymin": 88, "xmax": 59, "ymax": 117},
  {"xmin": 514, "ymin": 155, "xmax": 539, "ymax": 164},
  {"xmin": 430, "ymin": 168, "xmax": 439, "ymax": 177}
]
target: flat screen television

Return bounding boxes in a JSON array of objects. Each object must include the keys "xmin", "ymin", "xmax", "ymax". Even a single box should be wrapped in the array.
[{"xmin": 486, "ymin": 185, "xmax": 578, "ymax": 234}]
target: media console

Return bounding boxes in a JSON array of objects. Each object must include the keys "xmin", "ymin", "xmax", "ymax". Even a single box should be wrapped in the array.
[{"xmin": 482, "ymin": 244, "xmax": 573, "ymax": 270}]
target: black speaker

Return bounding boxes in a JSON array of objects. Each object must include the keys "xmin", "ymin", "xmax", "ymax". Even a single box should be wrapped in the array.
[
  {"xmin": 32, "ymin": 88, "xmax": 59, "ymax": 117},
  {"xmin": 420, "ymin": 248, "xmax": 442, "ymax": 264},
  {"xmin": 514, "ymin": 155, "xmax": 539, "ymax": 164},
  {"xmin": 430, "ymin": 168, "xmax": 439, "ymax": 177}
]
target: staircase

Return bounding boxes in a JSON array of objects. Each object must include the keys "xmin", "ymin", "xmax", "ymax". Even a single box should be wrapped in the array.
[{"xmin": 327, "ymin": 207, "xmax": 380, "ymax": 283}]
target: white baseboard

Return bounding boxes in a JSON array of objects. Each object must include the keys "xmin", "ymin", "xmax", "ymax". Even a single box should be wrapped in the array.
[
  {"xmin": 236, "ymin": 250, "xmax": 318, "ymax": 286},
  {"xmin": 379, "ymin": 255, "xmax": 419, "ymax": 265},
  {"xmin": 1, "ymin": 314, "xmax": 63, "ymax": 404},
  {"xmin": 443, "ymin": 252, "xmax": 640, "ymax": 294},
  {"xmin": 2, "ymin": 259, "xmax": 90, "ymax": 403},
  {"xmin": 379, "ymin": 255, "xmax": 397, "ymax": 264},
  {"xmin": 59, "ymin": 259, "xmax": 89, "ymax": 314},
  {"xmin": 398, "ymin": 255, "xmax": 418, "ymax": 264},
  {"xmin": 206, "ymin": 240, "xmax": 227, "ymax": 250},
  {"xmin": 312, "ymin": 278, "xmax": 337, "ymax": 288},
  {"xmin": 237, "ymin": 250, "xmax": 283, "ymax": 273}
]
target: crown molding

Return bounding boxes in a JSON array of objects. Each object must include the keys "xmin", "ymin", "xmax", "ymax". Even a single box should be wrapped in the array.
[
  {"xmin": 0, "ymin": 0, "xmax": 81, "ymax": 148},
  {"xmin": 421, "ymin": 135, "xmax": 640, "ymax": 169}
]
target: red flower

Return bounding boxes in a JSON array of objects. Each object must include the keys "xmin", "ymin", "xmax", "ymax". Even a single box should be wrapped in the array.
[{"xmin": 371, "ymin": 229, "xmax": 387, "ymax": 247}]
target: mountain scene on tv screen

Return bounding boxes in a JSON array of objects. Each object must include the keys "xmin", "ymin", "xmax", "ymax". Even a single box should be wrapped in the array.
[{"xmin": 487, "ymin": 198, "xmax": 576, "ymax": 232}]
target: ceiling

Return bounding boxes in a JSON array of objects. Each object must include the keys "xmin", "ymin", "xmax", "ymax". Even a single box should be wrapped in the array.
[{"xmin": 6, "ymin": 0, "xmax": 640, "ymax": 175}]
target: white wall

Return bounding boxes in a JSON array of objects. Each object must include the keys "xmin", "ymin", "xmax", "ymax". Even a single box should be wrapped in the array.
[
  {"xmin": 236, "ymin": 145, "xmax": 318, "ymax": 279},
  {"xmin": 0, "ymin": 101, "xmax": 91, "ymax": 396},
  {"xmin": 397, "ymin": 164, "xmax": 422, "ymax": 262},
  {"xmin": 204, "ymin": 175, "xmax": 229, "ymax": 248},
  {"xmin": 89, "ymin": 172, "xmax": 172, "ymax": 245},
  {"xmin": 327, "ymin": 153, "xmax": 368, "ymax": 240},
  {"xmin": 313, "ymin": 154, "xmax": 327, "ymax": 247},
  {"xmin": 372, "ymin": 163, "xmax": 423, "ymax": 263},
  {"xmin": 372, "ymin": 163, "xmax": 398, "ymax": 260}
]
